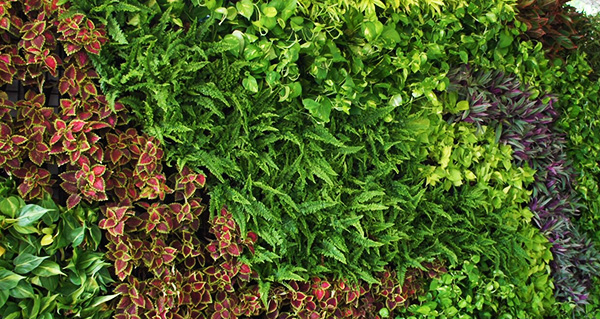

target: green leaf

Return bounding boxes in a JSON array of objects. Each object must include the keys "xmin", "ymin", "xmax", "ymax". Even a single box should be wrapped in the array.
[
  {"xmin": 459, "ymin": 51, "xmax": 468, "ymax": 64},
  {"xmin": 456, "ymin": 100, "xmax": 469, "ymax": 111},
  {"xmin": 89, "ymin": 295, "xmax": 119, "ymax": 308},
  {"xmin": 0, "ymin": 196, "xmax": 23, "ymax": 218},
  {"xmin": 263, "ymin": 6, "xmax": 277, "ymax": 18},
  {"xmin": 302, "ymin": 98, "xmax": 331, "ymax": 122},
  {"xmin": 31, "ymin": 260, "xmax": 65, "ymax": 277},
  {"xmin": 9, "ymin": 280, "xmax": 34, "ymax": 299},
  {"xmin": 363, "ymin": 21, "xmax": 378, "ymax": 41},
  {"xmin": 242, "ymin": 75, "xmax": 259, "ymax": 93},
  {"xmin": 0, "ymin": 289, "xmax": 8, "ymax": 308},
  {"xmin": 0, "ymin": 269, "xmax": 25, "ymax": 290},
  {"xmin": 258, "ymin": 280, "xmax": 271, "ymax": 308},
  {"xmin": 498, "ymin": 30, "xmax": 513, "ymax": 48},
  {"xmin": 17, "ymin": 205, "xmax": 52, "ymax": 227},
  {"xmin": 236, "ymin": 0, "xmax": 254, "ymax": 19},
  {"xmin": 13, "ymin": 253, "xmax": 49, "ymax": 275},
  {"xmin": 69, "ymin": 225, "xmax": 86, "ymax": 247}
]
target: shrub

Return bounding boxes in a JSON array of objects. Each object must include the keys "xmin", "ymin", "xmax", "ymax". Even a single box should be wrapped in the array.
[{"xmin": 0, "ymin": 176, "xmax": 115, "ymax": 319}]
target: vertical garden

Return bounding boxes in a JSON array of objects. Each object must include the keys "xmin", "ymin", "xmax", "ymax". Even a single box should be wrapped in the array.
[{"xmin": 1, "ymin": 0, "xmax": 600, "ymax": 318}]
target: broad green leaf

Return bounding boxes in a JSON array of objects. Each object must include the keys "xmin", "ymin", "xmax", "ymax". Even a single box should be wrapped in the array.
[
  {"xmin": 263, "ymin": 6, "xmax": 277, "ymax": 18},
  {"xmin": 381, "ymin": 27, "xmax": 401, "ymax": 44},
  {"xmin": 456, "ymin": 100, "xmax": 469, "ymax": 111},
  {"xmin": 13, "ymin": 253, "xmax": 49, "ymax": 275},
  {"xmin": 9, "ymin": 280, "xmax": 34, "ymax": 299},
  {"xmin": 69, "ymin": 225, "xmax": 85, "ymax": 247},
  {"xmin": 31, "ymin": 260, "xmax": 65, "ymax": 277},
  {"xmin": 242, "ymin": 75, "xmax": 259, "ymax": 93},
  {"xmin": 0, "ymin": 269, "xmax": 25, "ymax": 290},
  {"xmin": 362, "ymin": 22, "xmax": 378, "ymax": 41},
  {"xmin": 302, "ymin": 98, "xmax": 331, "ymax": 122},
  {"xmin": 236, "ymin": 0, "xmax": 254, "ymax": 19},
  {"xmin": 389, "ymin": 94, "xmax": 403, "ymax": 107},
  {"xmin": 0, "ymin": 289, "xmax": 8, "ymax": 308},
  {"xmin": 0, "ymin": 196, "xmax": 23, "ymax": 218},
  {"xmin": 17, "ymin": 205, "xmax": 52, "ymax": 227},
  {"xmin": 498, "ymin": 30, "xmax": 513, "ymax": 48}
]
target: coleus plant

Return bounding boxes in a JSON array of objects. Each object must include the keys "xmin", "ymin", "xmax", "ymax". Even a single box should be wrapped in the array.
[
  {"xmin": 107, "ymin": 201, "xmax": 446, "ymax": 319},
  {"xmin": 448, "ymin": 65, "xmax": 600, "ymax": 311}
]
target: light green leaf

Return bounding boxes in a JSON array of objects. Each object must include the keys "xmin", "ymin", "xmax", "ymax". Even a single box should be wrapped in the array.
[
  {"xmin": 0, "ymin": 269, "xmax": 25, "ymax": 290},
  {"xmin": 456, "ymin": 100, "xmax": 469, "ymax": 111},
  {"xmin": 0, "ymin": 196, "xmax": 23, "ymax": 218},
  {"xmin": 32, "ymin": 260, "xmax": 65, "ymax": 277},
  {"xmin": 89, "ymin": 295, "xmax": 119, "ymax": 308},
  {"xmin": 236, "ymin": 0, "xmax": 254, "ymax": 19},
  {"xmin": 263, "ymin": 6, "xmax": 277, "ymax": 18},
  {"xmin": 17, "ymin": 205, "xmax": 52, "ymax": 227},
  {"xmin": 242, "ymin": 75, "xmax": 259, "ymax": 93}
]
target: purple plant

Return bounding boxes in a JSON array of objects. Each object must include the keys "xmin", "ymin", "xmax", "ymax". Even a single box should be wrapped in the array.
[{"xmin": 448, "ymin": 65, "xmax": 600, "ymax": 308}]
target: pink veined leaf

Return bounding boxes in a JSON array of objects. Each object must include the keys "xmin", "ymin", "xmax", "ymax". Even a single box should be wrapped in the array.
[
  {"xmin": 66, "ymin": 193, "xmax": 81, "ymax": 209},
  {"xmin": 91, "ymin": 176, "xmax": 105, "ymax": 191},
  {"xmin": 91, "ymin": 164, "xmax": 106, "ymax": 175},
  {"xmin": 112, "ymin": 221, "xmax": 125, "ymax": 236},
  {"xmin": 75, "ymin": 51, "xmax": 88, "ymax": 66},
  {"xmin": 70, "ymin": 119, "xmax": 86, "ymax": 132},
  {"xmin": 44, "ymin": 55, "xmax": 58, "ymax": 74}
]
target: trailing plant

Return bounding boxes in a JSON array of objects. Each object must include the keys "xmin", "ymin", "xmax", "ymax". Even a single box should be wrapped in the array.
[
  {"xmin": 0, "ymin": 176, "xmax": 115, "ymax": 319},
  {"xmin": 396, "ymin": 237, "xmax": 555, "ymax": 319},
  {"xmin": 575, "ymin": 12, "xmax": 600, "ymax": 81},
  {"xmin": 514, "ymin": 0, "xmax": 585, "ymax": 58},
  {"xmin": 448, "ymin": 65, "xmax": 600, "ymax": 312}
]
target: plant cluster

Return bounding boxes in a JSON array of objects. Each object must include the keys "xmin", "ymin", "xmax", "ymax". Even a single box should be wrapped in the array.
[
  {"xmin": 515, "ymin": 0, "xmax": 585, "ymax": 57},
  {"xmin": 0, "ymin": 177, "xmax": 115, "ymax": 319},
  {"xmin": 2, "ymin": 0, "xmax": 600, "ymax": 318},
  {"xmin": 71, "ymin": 0, "xmax": 554, "ymax": 288},
  {"xmin": 448, "ymin": 65, "xmax": 600, "ymax": 309}
]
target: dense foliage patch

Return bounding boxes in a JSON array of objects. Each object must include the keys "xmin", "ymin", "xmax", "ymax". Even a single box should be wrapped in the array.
[{"xmin": 2, "ymin": 0, "xmax": 600, "ymax": 318}]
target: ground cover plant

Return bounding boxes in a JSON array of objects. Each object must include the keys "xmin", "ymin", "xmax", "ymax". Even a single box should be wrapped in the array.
[
  {"xmin": 0, "ymin": 177, "xmax": 115, "ymax": 319},
  {"xmin": 1, "ymin": 0, "xmax": 600, "ymax": 318}
]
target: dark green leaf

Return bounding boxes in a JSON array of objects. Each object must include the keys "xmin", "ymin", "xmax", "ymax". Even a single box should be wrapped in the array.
[{"xmin": 13, "ymin": 253, "xmax": 49, "ymax": 275}]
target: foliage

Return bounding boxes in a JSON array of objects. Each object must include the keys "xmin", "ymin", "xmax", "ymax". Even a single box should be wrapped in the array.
[
  {"xmin": 68, "ymin": 0, "xmax": 552, "ymax": 288},
  {"xmin": 547, "ymin": 40, "xmax": 600, "ymax": 315},
  {"xmin": 514, "ymin": 0, "xmax": 585, "ymax": 57},
  {"xmin": 575, "ymin": 12, "xmax": 600, "ymax": 81},
  {"xmin": 0, "ymin": 176, "xmax": 115, "ymax": 319},
  {"xmin": 448, "ymin": 65, "xmax": 600, "ymax": 311},
  {"xmin": 396, "ymin": 236, "xmax": 555, "ymax": 319}
]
